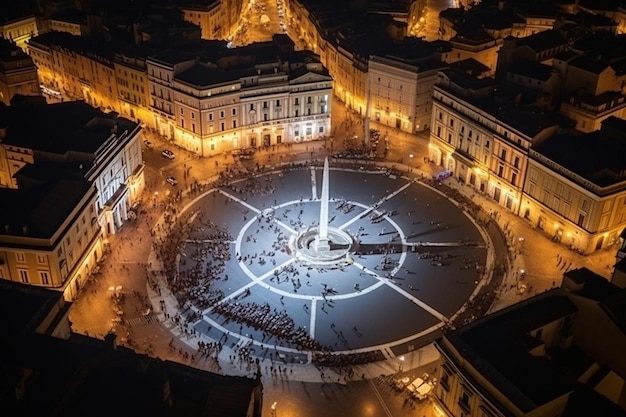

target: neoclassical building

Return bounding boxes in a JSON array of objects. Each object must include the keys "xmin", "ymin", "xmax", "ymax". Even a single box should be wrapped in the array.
[
  {"xmin": 0, "ymin": 98, "xmax": 145, "ymax": 299},
  {"xmin": 146, "ymin": 36, "xmax": 332, "ymax": 155}
]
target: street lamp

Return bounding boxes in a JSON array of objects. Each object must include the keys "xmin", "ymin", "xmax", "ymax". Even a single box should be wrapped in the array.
[{"xmin": 398, "ymin": 355, "xmax": 405, "ymax": 372}]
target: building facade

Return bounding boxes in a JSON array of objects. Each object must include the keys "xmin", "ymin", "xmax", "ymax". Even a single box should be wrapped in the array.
[
  {"xmin": 0, "ymin": 100, "xmax": 145, "ymax": 299},
  {"xmin": 0, "ymin": 38, "xmax": 40, "ymax": 105}
]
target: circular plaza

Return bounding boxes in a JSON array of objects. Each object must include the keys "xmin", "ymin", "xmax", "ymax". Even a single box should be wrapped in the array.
[{"xmin": 154, "ymin": 162, "xmax": 492, "ymax": 368}]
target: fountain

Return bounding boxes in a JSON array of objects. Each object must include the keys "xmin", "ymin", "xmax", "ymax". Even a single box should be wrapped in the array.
[{"xmin": 290, "ymin": 157, "xmax": 355, "ymax": 266}]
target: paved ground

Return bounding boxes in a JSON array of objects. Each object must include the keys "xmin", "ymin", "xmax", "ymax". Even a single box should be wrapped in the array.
[{"xmin": 69, "ymin": 95, "xmax": 618, "ymax": 417}]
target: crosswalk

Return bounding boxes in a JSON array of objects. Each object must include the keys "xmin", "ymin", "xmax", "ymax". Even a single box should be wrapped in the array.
[{"xmin": 125, "ymin": 314, "xmax": 159, "ymax": 327}]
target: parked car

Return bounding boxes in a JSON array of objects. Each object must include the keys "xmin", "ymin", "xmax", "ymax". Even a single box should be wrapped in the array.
[
  {"xmin": 143, "ymin": 140, "xmax": 153, "ymax": 148},
  {"xmin": 162, "ymin": 149, "xmax": 175, "ymax": 159},
  {"xmin": 166, "ymin": 176, "xmax": 178, "ymax": 185}
]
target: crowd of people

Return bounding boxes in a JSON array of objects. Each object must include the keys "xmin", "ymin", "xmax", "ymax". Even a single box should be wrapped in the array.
[
  {"xmin": 146, "ymin": 157, "xmax": 507, "ymax": 374},
  {"xmin": 212, "ymin": 301, "xmax": 321, "ymax": 351}
]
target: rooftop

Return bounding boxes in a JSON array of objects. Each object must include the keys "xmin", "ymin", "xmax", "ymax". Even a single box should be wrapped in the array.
[
  {"xmin": 507, "ymin": 60, "xmax": 556, "ymax": 82},
  {"xmin": 445, "ymin": 290, "xmax": 578, "ymax": 412},
  {"xmin": 533, "ymin": 117, "xmax": 626, "ymax": 188},
  {"xmin": 0, "ymin": 280, "xmax": 64, "ymax": 337},
  {"xmin": 0, "ymin": 176, "xmax": 93, "ymax": 240},
  {"xmin": 0, "ymin": 99, "xmax": 134, "ymax": 157},
  {"xmin": 516, "ymin": 29, "xmax": 567, "ymax": 53}
]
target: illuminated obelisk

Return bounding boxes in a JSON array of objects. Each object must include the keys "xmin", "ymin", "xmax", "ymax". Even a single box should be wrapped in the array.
[{"xmin": 314, "ymin": 157, "xmax": 331, "ymax": 252}]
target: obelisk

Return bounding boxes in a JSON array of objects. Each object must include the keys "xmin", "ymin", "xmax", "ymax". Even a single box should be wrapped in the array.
[{"xmin": 314, "ymin": 157, "xmax": 331, "ymax": 252}]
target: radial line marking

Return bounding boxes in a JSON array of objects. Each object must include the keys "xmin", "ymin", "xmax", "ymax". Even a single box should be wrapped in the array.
[
  {"xmin": 338, "ymin": 180, "xmax": 413, "ymax": 230},
  {"xmin": 309, "ymin": 299, "xmax": 317, "ymax": 339},
  {"xmin": 218, "ymin": 189, "xmax": 261, "ymax": 213},
  {"xmin": 352, "ymin": 260, "xmax": 448, "ymax": 323}
]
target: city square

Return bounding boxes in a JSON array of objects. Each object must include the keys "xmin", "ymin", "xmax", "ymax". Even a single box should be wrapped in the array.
[
  {"xmin": 3, "ymin": 0, "xmax": 626, "ymax": 414},
  {"xmin": 152, "ymin": 160, "xmax": 490, "ymax": 371}
]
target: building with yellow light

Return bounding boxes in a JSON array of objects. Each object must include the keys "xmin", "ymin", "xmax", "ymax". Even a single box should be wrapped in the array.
[
  {"xmin": 147, "ymin": 36, "xmax": 332, "ymax": 155},
  {"xmin": 429, "ymin": 66, "xmax": 562, "ymax": 216},
  {"xmin": 368, "ymin": 42, "xmax": 447, "ymax": 133},
  {"xmin": 114, "ymin": 44, "xmax": 154, "ymax": 124},
  {"xmin": 0, "ymin": 98, "xmax": 145, "ymax": 299},
  {"xmin": 0, "ymin": 14, "xmax": 38, "ymax": 52},
  {"xmin": 0, "ymin": 37, "xmax": 40, "ymax": 105},
  {"xmin": 180, "ymin": 0, "xmax": 246, "ymax": 41},
  {"xmin": 27, "ymin": 31, "xmax": 120, "ymax": 112},
  {"xmin": 523, "ymin": 117, "xmax": 626, "ymax": 254}
]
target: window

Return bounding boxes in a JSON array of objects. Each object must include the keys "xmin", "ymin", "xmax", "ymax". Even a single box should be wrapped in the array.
[
  {"xmin": 37, "ymin": 254, "xmax": 46, "ymax": 264},
  {"xmin": 16, "ymin": 252, "xmax": 26, "ymax": 262},
  {"xmin": 220, "ymin": 110, "xmax": 225, "ymax": 118},
  {"xmin": 275, "ymin": 99, "xmax": 280, "ymax": 107},
  {"xmin": 441, "ymin": 373, "xmax": 450, "ymax": 390},
  {"xmin": 500, "ymin": 149, "xmax": 507, "ymax": 161},
  {"xmin": 498, "ymin": 165, "xmax": 504, "ymax": 177},
  {"xmin": 18, "ymin": 269, "xmax": 29, "ymax": 283},
  {"xmin": 263, "ymin": 101, "xmax": 268, "ymax": 109},
  {"xmin": 232, "ymin": 108, "xmax": 237, "ymax": 116},
  {"xmin": 180, "ymin": 107, "xmax": 184, "ymax": 115},
  {"xmin": 221, "ymin": 123, "xmax": 225, "ymax": 131},
  {"xmin": 511, "ymin": 172, "xmax": 517, "ymax": 186},
  {"xmin": 438, "ymin": 112, "xmax": 442, "ymax": 120},
  {"xmin": 295, "ymin": 98, "xmax": 299, "ymax": 105},
  {"xmin": 450, "ymin": 119, "xmax": 454, "ymax": 127},
  {"xmin": 437, "ymin": 126, "xmax": 441, "ymax": 137},
  {"xmin": 513, "ymin": 156, "xmax": 520, "ymax": 168},
  {"xmin": 249, "ymin": 104, "xmax": 254, "ymax": 111},
  {"xmin": 233, "ymin": 120, "xmax": 237, "ymax": 129},
  {"xmin": 191, "ymin": 112, "xmax": 195, "ymax": 120},
  {"xmin": 39, "ymin": 270, "xmax": 50, "ymax": 285},
  {"xmin": 581, "ymin": 199, "xmax": 589, "ymax": 212},
  {"xmin": 577, "ymin": 213, "xmax": 585, "ymax": 227},
  {"xmin": 458, "ymin": 392, "xmax": 471, "ymax": 412},
  {"xmin": 307, "ymin": 96, "xmax": 312, "ymax": 104}
]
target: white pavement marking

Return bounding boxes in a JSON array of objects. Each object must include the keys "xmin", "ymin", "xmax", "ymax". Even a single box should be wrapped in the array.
[
  {"xmin": 352, "ymin": 260, "xmax": 448, "ymax": 324},
  {"xmin": 272, "ymin": 218, "xmax": 298, "ymax": 235},
  {"xmin": 309, "ymin": 299, "xmax": 317, "ymax": 339},
  {"xmin": 218, "ymin": 189, "xmax": 261, "ymax": 214},
  {"xmin": 338, "ymin": 180, "xmax": 414, "ymax": 230},
  {"xmin": 381, "ymin": 346, "xmax": 395, "ymax": 360},
  {"xmin": 369, "ymin": 380, "xmax": 394, "ymax": 417},
  {"xmin": 310, "ymin": 167, "xmax": 317, "ymax": 200}
]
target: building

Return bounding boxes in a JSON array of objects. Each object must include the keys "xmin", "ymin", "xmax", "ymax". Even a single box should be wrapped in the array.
[
  {"xmin": 114, "ymin": 44, "xmax": 156, "ymax": 124},
  {"xmin": 434, "ymin": 273, "xmax": 626, "ymax": 417},
  {"xmin": 0, "ymin": 37, "xmax": 40, "ymax": 105},
  {"xmin": 523, "ymin": 117, "xmax": 626, "ymax": 253},
  {"xmin": 0, "ymin": 98, "xmax": 145, "ymax": 299},
  {"xmin": 149, "ymin": 36, "xmax": 332, "ymax": 155},
  {"xmin": 0, "ymin": 13, "xmax": 38, "ymax": 52},
  {"xmin": 429, "ymin": 66, "xmax": 564, "ymax": 216},
  {"xmin": 179, "ymin": 0, "xmax": 245, "ymax": 41},
  {"xmin": 368, "ymin": 41, "xmax": 447, "ymax": 133},
  {"xmin": 0, "ymin": 280, "xmax": 263, "ymax": 416},
  {"xmin": 27, "ymin": 31, "xmax": 121, "ymax": 111}
]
